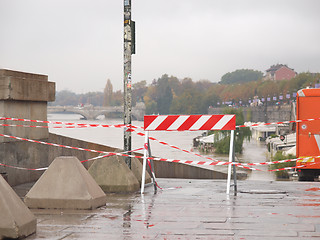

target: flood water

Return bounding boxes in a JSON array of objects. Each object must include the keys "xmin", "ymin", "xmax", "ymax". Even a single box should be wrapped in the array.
[{"xmin": 48, "ymin": 114, "xmax": 273, "ymax": 179}]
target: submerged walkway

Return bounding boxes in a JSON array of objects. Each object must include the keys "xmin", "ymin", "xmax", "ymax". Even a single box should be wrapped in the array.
[{"xmin": 14, "ymin": 179, "xmax": 320, "ymax": 239}]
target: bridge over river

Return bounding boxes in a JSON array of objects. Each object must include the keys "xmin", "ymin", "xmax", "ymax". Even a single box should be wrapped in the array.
[{"xmin": 48, "ymin": 103, "xmax": 145, "ymax": 120}]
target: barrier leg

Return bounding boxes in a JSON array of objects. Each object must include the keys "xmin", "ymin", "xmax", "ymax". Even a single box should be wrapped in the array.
[
  {"xmin": 147, "ymin": 138, "xmax": 157, "ymax": 193},
  {"xmin": 232, "ymin": 152, "xmax": 237, "ymax": 196},
  {"xmin": 226, "ymin": 130, "xmax": 235, "ymax": 195},
  {"xmin": 141, "ymin": 131, "xmax": 149, "ymax": 194}
]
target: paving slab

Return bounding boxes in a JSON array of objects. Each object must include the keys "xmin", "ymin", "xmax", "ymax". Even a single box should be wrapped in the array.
[{"xmin": 13, "ymin": 179, "xmax": 320, "ymax": 239}]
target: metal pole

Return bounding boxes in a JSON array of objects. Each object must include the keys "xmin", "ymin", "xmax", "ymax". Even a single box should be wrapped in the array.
[
  {"xmin": 141, "ymin": 131, "xmax": 149, "ymax": 194},
  {"xmin": 124, "ymin": 0, "xmax": 132, "ymax": 168},
  {"xmin": 226, "ymin": 130, "xmax": 235, "ymax": 194},
  {"xmin": 147, "ymin": 138, "xmax": 158, "ymax": 193},
  {"xmin": 232, "ymin": 133, "xmax": 237, "ymax": 196}
]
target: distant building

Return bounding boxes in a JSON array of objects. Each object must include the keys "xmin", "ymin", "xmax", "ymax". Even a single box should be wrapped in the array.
[{"xmin": 264, "ymin": 64, "xmax": 297, "ymax": 81}]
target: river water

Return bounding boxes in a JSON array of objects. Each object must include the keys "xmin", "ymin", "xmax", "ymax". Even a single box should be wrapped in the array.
[{"xmin": 48, "ymin": 114, "xmax": 274, "ymax": 179}]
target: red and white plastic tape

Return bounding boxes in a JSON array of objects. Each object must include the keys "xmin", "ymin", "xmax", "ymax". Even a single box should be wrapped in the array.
[
  {"xmin": 1, "ymin": 116, "xmax": 318, "ymax": 173},
  {"xmin": 236, "ymin": 117, "xmax": 320, "ymax": 128},
  {"xmin": 0, "ymin": 131, "xmax": 316, "ymax": 172},
  {"xmin": 2, "ymin": 116, "xmax": 320, "ymax": 130},
  {"xmin": 0, "ymin": 117, "xmax": 132, "ymax": 129},
  {"xmin": 127, "ymin": 127, "xmax": 222, "ymax": 162}
]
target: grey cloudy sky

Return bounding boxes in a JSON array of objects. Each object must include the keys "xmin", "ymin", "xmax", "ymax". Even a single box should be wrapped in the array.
[{"xmin": 1, "ymin": 0, "xmax": 320, "ymax": 93}]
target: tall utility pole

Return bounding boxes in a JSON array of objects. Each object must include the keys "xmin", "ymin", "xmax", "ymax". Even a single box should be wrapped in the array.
[{"xmin": 123, "ymin": 0, "xmax": 135, "ymax": 168}]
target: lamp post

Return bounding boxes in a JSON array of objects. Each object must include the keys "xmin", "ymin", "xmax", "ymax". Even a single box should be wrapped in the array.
[{"xmin": 123, "ymin": 0, "xmax": 135, "ymax": 168}]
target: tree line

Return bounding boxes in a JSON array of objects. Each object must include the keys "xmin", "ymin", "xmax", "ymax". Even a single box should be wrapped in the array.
[{"xmin": 51, "ymin": 71, "xmax": 320, "ymax": 115}]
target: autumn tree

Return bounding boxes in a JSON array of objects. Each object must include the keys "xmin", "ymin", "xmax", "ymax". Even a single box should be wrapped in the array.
[
  {"xmin": 144, "ymin": 85, "xmax": 157, "ymax": 114},
  {"xmin": 103, "ymin": 79, "xmax": 113, "ymax": 106},
  {"xmin": 132, "ymin": 80, "xmax": 147, "ymax": 106}
]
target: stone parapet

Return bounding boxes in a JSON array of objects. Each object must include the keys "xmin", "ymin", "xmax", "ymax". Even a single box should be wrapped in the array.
[
  {"xmin": 0, "ymin": 69, "xmax": 55, "ymax": 142},
  {"xmin": 0, "ymin": 69, "xmax": 48, "ymax": 81},
  {"xmin": 0, "ymin": 69, "xmax": 55, "ymax": 102}
]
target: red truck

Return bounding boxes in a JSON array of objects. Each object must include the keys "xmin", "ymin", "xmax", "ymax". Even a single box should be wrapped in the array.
[{"xmin": 296, "ymin": 88, "xmax": 320, "ymax": 181}]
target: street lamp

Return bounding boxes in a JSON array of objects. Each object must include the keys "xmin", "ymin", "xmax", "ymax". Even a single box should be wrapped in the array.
[{"xmin": 123, "ymin": 0, "xmax": 135, "ymax": 168}]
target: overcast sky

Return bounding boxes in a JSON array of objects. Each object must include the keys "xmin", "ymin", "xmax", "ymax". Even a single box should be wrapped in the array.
[{"xmin": 1, "ymin": 0, "xmax": 320, "ymax": 93}]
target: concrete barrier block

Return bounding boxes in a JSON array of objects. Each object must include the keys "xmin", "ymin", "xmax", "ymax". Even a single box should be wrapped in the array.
[
  {"xmin": 88, "ymin": 154, "xmax": 140, "ymax": 193},
  {"xmin": 0, "ymin": 175, "xmax": 36, "ymax": 239},
  {"xmin": 24, "ymin": 156, "xmax": 107, "ymax": 209}
]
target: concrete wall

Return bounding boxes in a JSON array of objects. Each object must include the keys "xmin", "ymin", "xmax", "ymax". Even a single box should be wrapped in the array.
[
  {"xmin": 0, "ymin": 140, "xmax": 49, "ymax": 186},
  {"xmin": 0, "ymin": 101, "xmax": 49, "ymax": 142},
  {"xmin": 242, "ymin": 105, "xmax": 293, "ymax": 123},
  {"xmin": 209, "ymin": 104, "xmax": 295, "ymax": 123}
]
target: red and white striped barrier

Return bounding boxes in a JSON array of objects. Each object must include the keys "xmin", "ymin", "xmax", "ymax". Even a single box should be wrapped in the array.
[
  {"xmin": 142, "ymin": 114, "xmax": 237, "ymax": 194},
  {"xmin": 144, "ymin": 115, "xmax": 236, "ymax": 131}
]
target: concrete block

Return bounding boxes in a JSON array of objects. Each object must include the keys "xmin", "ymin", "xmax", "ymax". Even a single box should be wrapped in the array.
[
  {"xmin": 0, "ymin": 174, "xmax": 36, "ymax": 239},
  {"xmin": 88, "ymin": 154, "xmax": 140, "ymax": 193},
  {"xmin": 24, "ymin": 156, "xmax": 107, "ymax": 209}
]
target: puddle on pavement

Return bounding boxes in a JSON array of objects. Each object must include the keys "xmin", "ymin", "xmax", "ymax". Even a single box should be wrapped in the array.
[{"xmin": 239, "ymin": 189, "xmax": 287, "ymax": 194}]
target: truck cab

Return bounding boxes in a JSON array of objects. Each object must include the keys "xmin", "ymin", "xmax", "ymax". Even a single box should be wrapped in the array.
[{"xmin": 296, "ymin": 88, "xmax": 320, "ymax": 181}]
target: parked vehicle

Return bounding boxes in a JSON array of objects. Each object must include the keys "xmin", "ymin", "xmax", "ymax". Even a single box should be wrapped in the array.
[{"xmin": 296, "ymin": 88, "xmax": 320, "ymax": 181}]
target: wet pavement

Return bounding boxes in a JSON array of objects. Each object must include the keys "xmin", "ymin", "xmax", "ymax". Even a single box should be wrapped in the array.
[{"xmin": 14, "ymin": 179, "xmax": 320, "ymax": 240}]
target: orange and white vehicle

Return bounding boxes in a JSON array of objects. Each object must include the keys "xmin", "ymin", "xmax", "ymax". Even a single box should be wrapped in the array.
[{"xmin": 296, "ymin": 88, "xmax": 320, "ymax": 181}]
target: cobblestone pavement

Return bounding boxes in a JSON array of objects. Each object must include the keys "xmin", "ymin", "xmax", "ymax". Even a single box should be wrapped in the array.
[{"xmin": 14, "ymin": 179, "xmax": 320, "ymax": 240}]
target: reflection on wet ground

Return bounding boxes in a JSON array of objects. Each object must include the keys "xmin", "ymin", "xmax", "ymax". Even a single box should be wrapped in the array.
[
  {"xmin": 14, "ymin": 179, "xmax": 320, "ymax": 239},
  {"xmin": 241, "ymin": 140, "xmax": 275, "ymax": 181}
]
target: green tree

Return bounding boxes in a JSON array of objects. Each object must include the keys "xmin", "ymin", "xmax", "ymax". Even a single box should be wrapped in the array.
[
  {"xmin": 212, "ymin": 108, "xmax": 251, "ymax": 154},
  {"xmin": 203, "ymin": 85, "xmax": 220, "ymax": 107},
  {"xmin": 170, "ymin": 90, "xmax": 203, "ymax": 114},
  {"xmin": 220, "ymin": 69, "xmax": 263, "ymax": 84},
  {"xmin": 155, "ymin": 74, "xmax": 173, "ymax": 114},
  {"xmin": 54, "ymin": 90, "xmax": 79, "ymax": 106},
  {"xmin": 269, "ymin": 151, "xmax": 296, "ymax": 179}
]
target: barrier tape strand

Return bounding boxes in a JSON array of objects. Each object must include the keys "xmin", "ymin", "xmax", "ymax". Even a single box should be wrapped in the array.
[{"xmin": 2, "ymin": 116, "xmax": 320, "ymax": 130}]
